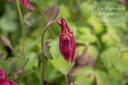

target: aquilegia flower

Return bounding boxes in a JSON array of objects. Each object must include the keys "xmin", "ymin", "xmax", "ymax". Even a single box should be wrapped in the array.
[
  {"xmin": 0, "ymin": 68, "xmax": 20, "ymax": 85},
  {"xmin": 57, "ymin": 18, "xmax": 76, "ymax": 63},
  {"xmin": 9, "ymin": 0, "xmax": 34, "ymax": 11}
]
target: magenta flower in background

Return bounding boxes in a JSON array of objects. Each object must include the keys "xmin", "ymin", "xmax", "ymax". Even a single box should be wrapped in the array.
[
  {"xmin": 57, "ymin": 18, "xmax": 76, "ymax": 63},
  {"xmin": 9, "ymin": 0, "xmax": 35, "ymax": 11},
  {"xmin": 0, "ymin": 68, "xmax": 20, "ymax": 85}
]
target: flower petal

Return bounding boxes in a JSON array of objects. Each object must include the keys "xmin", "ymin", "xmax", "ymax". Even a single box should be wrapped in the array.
[
  {"xmin": 0, "ymin": 79, "xmax": 10, "ymax": 85},
  {"xmin": 0, "ymin": 69, "xmax": 20, "ymax": 85},
  {"xmin": 0, "ymin": 69, "xmax": 7, "ymax": 79},
  {"xmin": 21, "ymin": 0, "xmax": 35, "ymax": 10}
]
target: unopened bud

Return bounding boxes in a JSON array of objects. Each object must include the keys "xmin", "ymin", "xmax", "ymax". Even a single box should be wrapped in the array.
[
  {"xmin": 1, "ymin": 36, "xmax": 11, "ymax": 46},
  {"xmin": 57, "ymin": 18, "xmax": 76, "ymax": 63}
]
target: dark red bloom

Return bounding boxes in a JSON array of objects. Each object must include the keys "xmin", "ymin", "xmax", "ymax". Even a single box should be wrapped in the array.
[
  {"xmin": 9, "ymin": 0, "xmax": 35, "ymax": 11},
  {"xmin": 0, "ymin": 68, "xmax": 20, "ymax": 85},
  {"xmin": 57, "ymin": 18, "xmax": 76, "ymax": 63}
]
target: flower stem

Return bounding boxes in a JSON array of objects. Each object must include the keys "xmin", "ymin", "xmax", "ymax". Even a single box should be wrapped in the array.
[
  {"xmin": 16, "ymin": 0, "xmax": 23, "ymax": 20},
  {"xmin": 9, "ymin": 45, "xmax": 19, "ymax": 57},
  {"xmin": 65, "ymin": 75, "xmax": 68, "ymax": 85},
  {"xmin": 41, "ymin": 21, "xmax": 56, "ymax": 85},
  {"xmin": 42, "ymin": 53, "xmax": 45, "ymax": 85},
  {"xmin": 41, "ymin": 21, "xmax": 57, "ymax": 46},
  {"xmin": 41, "ymin": 24, "xmax": 49, "ymax": 85},
  {"xmin": 16, "ymin": 0, "xmax": 25, "ymax": 53}
]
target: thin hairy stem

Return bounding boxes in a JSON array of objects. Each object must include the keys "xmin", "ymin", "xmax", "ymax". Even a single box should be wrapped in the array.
[
  {"xmin": 41, "ymin": 21, "xmax": 56, "ymax": 85},
  {"xmin": 16, "ymin": 0, "xmax": 25, "ymax": 53},
  {"xmin": 65, "ymin": 75, "xmax": 68, "ymax": 85}
]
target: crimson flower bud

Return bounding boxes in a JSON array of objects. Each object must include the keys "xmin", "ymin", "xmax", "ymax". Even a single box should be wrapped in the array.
[{"xmin": 57, "ymin": 18, "xmax": 76, "ymax": 63}]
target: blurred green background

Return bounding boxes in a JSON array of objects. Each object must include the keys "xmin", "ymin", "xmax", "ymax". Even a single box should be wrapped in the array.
[{"xmin": 0, "ymin": 0, "xmax": 128, "ymax": 85}]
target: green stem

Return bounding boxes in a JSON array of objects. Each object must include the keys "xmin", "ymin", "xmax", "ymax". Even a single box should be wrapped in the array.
[
  {"xmin": 16, "ymin": 0, "xmax": 23, "ymax": 21},
  {"xmin": 42, "ymin": 53, "xmax": 45, "ymax": 85},
  {"xmin": 16, "ymin": 0, "xmax": 25, "ymax": 53},
  {"xmin": 9, "ymin": 45, "xmax": 18, "ymax": 57},
  {"xmin": 65, "ymin": 75, "xmax": 68, "ymax": 85},
  {"xmin": 41, "ymin": 21, "xmax": 56, "ymax": 85},
  {"xmin": 41, "ymin": 25, "xmax": 48, "ymax": 85},
  {"xmin": 41, "ymin": 21, "xmax": 56, "ymax": 46}
]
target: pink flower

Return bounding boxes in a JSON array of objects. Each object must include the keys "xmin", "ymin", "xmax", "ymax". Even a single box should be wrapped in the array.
[
  {"xmin": 0, "ymin": 68, "xmax": 20, "ymax": 85},
  {"xmin": 57, "ymin": 18, "xmax": 76, "ymax": 63},
  {"xmin": 9, "ymin": 0, "xmax": 35, "ymax": 11}
]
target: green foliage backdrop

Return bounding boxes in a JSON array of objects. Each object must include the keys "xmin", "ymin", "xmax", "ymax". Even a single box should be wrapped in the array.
[{"xmin": 0, "ymin": 0, "xmax": 128, "ymax": 85}]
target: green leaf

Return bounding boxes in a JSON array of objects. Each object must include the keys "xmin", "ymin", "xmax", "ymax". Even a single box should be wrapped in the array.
[
  {"xmin": 15, "ymin": 53, "xmax": 26, "ymax": 70},
  {"xmin": 87, "ymin": 45, "xmax": 98, "ymax": 60},
  {"xmin": 74, "ymin": 76, "xmax": 92, "ymax": 85},
  {"xmin": 10, "ymin": 63, "xmax": 17, "ymax": 75},
  {"xmin": 115, "ymin": 58, "xmax": 128, "ymax": 73},
  {"xmin": 122, "ymin": 51, "xmax": 128, "ymax": 66},
  {"xmin": 50, "ymin": 56, "xmax": 73, "ymax": 75},
  {"xmin": 71, "ymin": 66, "xmax": 93, "ymax": 77},
  {"xmin": 25, "ymin": 52, "xmax": 38, "ymax": 69},
  {"xmin": 95, "ymin": 69, "xmax": 111, "ymax": 85},
  {"xmin": 19, "ymin": 58, "xmax": 29, "ymax": 70},
  {"xmin": 0, "ymin": 61, "xmax": 10, "ymax": 74},
  {"xmin": 100, "ymin": 47, "xmax": 121, "ymax": 69},
  {"xmin": 50, "ymin": 39, "xmax": 73, "ymax": 74},
  {"xmin": 108, "ymin": 68, "xmax": 122, "ymax": 85},
  {"xmin": 18, "ymin": 69, "xmax": 34, "ymax": 78},
  {"xmin": 73, "ymin": 66, "xmax": 95, "ymax": 85},
  {"xmin": 42, "ymin": 39, "xmax": 53, "ymax": 60},
  {"xmin": 50, "ymin": 40, "xmax": 60, "ymax": 60},
  {"xmin": 0, "ymin": 58, "xmax": 15, "ymax": 74},
  {"xmin": 45, "ymin": 61, "xmax": 62, "ymax": 81}
]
